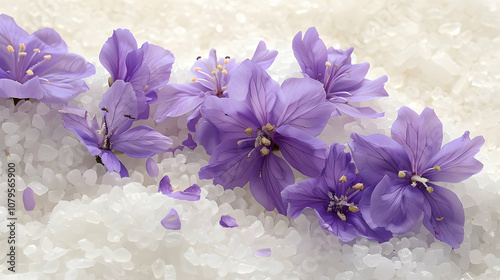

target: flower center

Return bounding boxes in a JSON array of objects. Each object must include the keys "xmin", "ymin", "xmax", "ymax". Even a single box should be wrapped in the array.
[
  {"xmin": 5, "ymin": 43, "xmax": 51, "ymax": 84},
  {"xmin": 192, "ymin": 55, "xmax": 231, "ymax": 97},
  {"xmin": 237, "ymin": 123, "xmax": 276, "ymax": 158},
  {"xmin": 326, "ymin": 175, "xmax": 364, "ymax": 222},
  {"xmin": 399, "ymin": 166, "xmax": 441, "ymax": 194}
]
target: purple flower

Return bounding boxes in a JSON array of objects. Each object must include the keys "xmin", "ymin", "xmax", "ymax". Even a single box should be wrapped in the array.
[
  {"xmin": 282, "ymin": 143, "xmax": 391, "ymax": 242},
  {"xmin": 349, "ymin": 107, "xmax": 484, "ymax": 248},
  {"xmin": 219, "ymin": 215, "xmax": 238, "ymax": 228},
  {"xmin": 59, "ymin": 80, "xmax": 172, "ymax": 177},
  {"xmin": 154, "ymin": 41, "xmax": 277, "ymax": 132},
  {"xmin": 197, "ymin": 60, "xmax": 330, "ymax": 214},
  {"xmin": 292, "ymin": 27, "xmax": 388, "ymax": 118},
  {"xmin": 158, "ymin": 175, "xmax": 201, "ymax": 201},
  {"xmin": 100, "ymin": 29, "xmax": 174, "ymax": 118},
  {"xmin": 0, "ymin": 14, "xmax": 95, "ymax": 103},
  {"xmin": 161, "ymin": 208, "xmax": 181, "ymax": 230}
]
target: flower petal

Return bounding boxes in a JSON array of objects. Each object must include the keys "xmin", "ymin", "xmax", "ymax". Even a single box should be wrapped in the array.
[
  {"xmin": 281, "ymin": 177, "xmax": 329, "ymax": 219},
  {"xmin": 140, "ymin": 42, "xmax": 174, "ymax": 92},
  {"xmin": 249, "ymin": 153, "xmax": 293, "ymax": 214},
  {"xmin": 334, "ymin": 102, "xmax": 384, "ymax": 119},
  {"xmin": 99, "ymin": 150, "xmax": 125, "ymax": 176},
  {"xmin": 146, "ymin": 157, "xmax": 159, "ymax": 177},
  {"xmin": 182, "ymin": 133, "xmax": 197, "ymax": 150},
  {"xmin": 31, "ymin": 28, "xmax": 68, "ymax": 52},
  {"xmin": 99, "ymin": 80, "xmax": 138, "ymax": 134},
  {"xmin": 343, "ymin": 75, "xmax": 389, "ymax": 102},
  {"xmin": 23, "ymin": 187, "xmax": 36, "ymax": 211},
  {"xmin": 161, "ymin": 209, "xmax": 181, "ymax": 230},
  {"xmin": 219, "ymin": 215, "xmax": 239, "ymax": 228},
  {"xmin": 154, "ymin": 83, "xmax": 207, "ymax": 122},
  {"xmin": 59, "ymin": 106, "xmax": 96, "ymax": 139},
  {"xmin": 99, "ymin": 29, "xmax": 138, "ymax": 81},
  {"xmin": 124, "ymin": 48, "xmax": 150, "ymax": 91},
  {"xmin": 275, "ymin": 77, "xmax": 330, "ymax": 136},
  {"xmin": 391, "ymin": 107, "xmax": 443, "ymax": 173},
  {"xmin": 253, "ymin": 248, "xmax": 271, "ymax": 257},
  {"xmin": 159, "ymin": 175, "xmax": 201, "ymax": 201},
  {"xmin": 198, "ymin": 138, "xmax": 257, "ymax": 190},
  {"xmin": 275, "ymin": 125, "xmax": 327, "ymax": 178},
  {"xmin": 348, "ymin": 211, "xmax": 392, "ymax": 242},
  {"xmin": 0, "ymin": 77, "xmax": 43, "ymax": 100},
  {"xmin": 426, "ymin": 131, "xmax": 484, "ymax": 183},
  {"xmin": 250, "ymin": 41, "xmax": 278, "ymax": 70},
  {"xmin": 322, "ymin": 143, "xmax": 357, "ymax": 194},
  {"xmin": 369, "ymin": 176, "xmax": 424, "ymax": 234},
  {"xmin": 292, "ymin": 27, "xmax": 327, "ymax": 81},
  {"xmin": 349, "ymin": 133, "xmax": 411, "ymax": 186},
  {"xmin": 317, "ymin": 209, "xmax": 358, "ymax": 242},
  {"xmin": 226, "ymin": 59, "xmax": 280, "ymax": 125},
  {"xmin": 112, "ymin": 125, "xmax": 172, "ymax": 158},
  {"xmin": 422, "ymin": 184, "xmax": 465, "ymax": 249}
]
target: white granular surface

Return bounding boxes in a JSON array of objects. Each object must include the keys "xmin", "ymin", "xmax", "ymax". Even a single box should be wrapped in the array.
[{"xmin": 1, "ymin": 0, "xmax": 499, "ymax": 279}]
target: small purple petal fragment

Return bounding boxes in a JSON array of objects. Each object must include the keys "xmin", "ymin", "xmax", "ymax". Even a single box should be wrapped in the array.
[
  {"xmin": 23, "ymin": 187, "xmax": 36, "ymax": 211},
  {"xmin": 158, "ymin": 175, "xmax": 172, "ymax": 195},
  {"xmin": 161, "ymin": 208, "xmax": 181, "ymax": 230},
  {"xmin": 158, "ymin": 175, "xmax": 201, "ymax": 201},
  {"xmin": 253, "ymin": 248, "xmax": 271, "ymax": 257},
  {"xmin": 146, "ymin": 157, "xmax": 159, "ymax": 177},
  {"xmin": 219, "ymin": 215, "xmax": 238, "ymax": 228},
  {"xmin": 182, "ymin": 133, "xmax": 197, "ymax": 150}
]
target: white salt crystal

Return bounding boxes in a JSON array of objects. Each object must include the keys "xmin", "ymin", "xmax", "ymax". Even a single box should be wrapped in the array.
[
  {"xmin": 32, "ymin": 114, "xmax": 46, "ymax": 129},
  {"xmin": 25, "ymin": 163, "xmax": 37, "ymax": 177},
  {"xmin": 2, "ymin": 122, "xmax": 19, "ymax": 134},
  {"xmin": 38, "ymin": 144, "xmax": 59, "ymax": 161},
  {"xmin": 483, "ymin": 253, "xmax": 498, "ymax": 268},
  {"xmin": 108, "ymin": 230, "xmax": 124, "ymax": 242},
  {"xmin": 43, "ymin": 247, "xmax": 68, "ymax": 261},
  {"xmin": 36, "ymin": 102, "xmax": 50, "ymax": 115},
  {"xmin": 25, "ymin": 128, "xmax": 40, "ymax": 142},
  {"xmin": 42, "ymin": 260, "xmax": 59, "ymax": 273},
  {"xmin": 184, "ymin": 247, "xmax": 200, "ymax": 266},
  {"xmin": 83, "ymin": 169, "xmax": 97, "ymax": 185},
  {"xmin": 113, "ymin": 248, "xmax": 132, "ymax": 262},
  {"xmin": 28, "ymin": 181, "xmax": 48, "ymax": 195},
  {"xmin": 77, "ymin": 239, "xmax": 95, "ymax": 251},
  {"xmin": 84, "ymin": 249, "xmax": 102, "ymax": 259},
  {"xmin": 353, "ymin": 244, "xmax": 369, "ymax": 256},
  {"xmin": 362, "ymin": 254, "xmax": 384, "ymax": 267},
  {"xmin": 398, "ymin": 248, "xmax": 413, "ymax": 263},
  {"xmin": 237, "ymin": 263, "xmax": 255, "ymax": 274},
  {"xmin": 219, "ymin": 190, "xmax": 236, "ymax": 204},
  {"xmin": 66, "ymin": 169, "xmax": 82, "ymax": 186},
  {"xmin": 58, "ymin": 145, "xmax": 74, "ymax": 167},
  {"xmin": 151, "ymin": 258, "xmax": 165, "ymax": 278},
  {"xmin": 273, "ymin": 220, "xmax": 288, "ymax": 236},
  {"xmin": 23, "ymin": 244, "xmax": 38, "ymax": 255},
  {"xmin": 372, "ymin": 259, "xmax": 396, "ymax": 280},
  {"xmin": 335, "ymin": 271, "xmax": 354, "ymax": 280},
  {"xmin": 48, "ymin": 190, "xmax": 65, "ymax": 202},
  {"xmin": 62, "ymin": 136, "xmax": 79, "ymax": 147},
  {"xmin": 163, "ymin": 264, "xmax": 176, "ymax": 280},
  {"xmin": 469, "ymin": 249, "xmax": 483, "ymax": 264},
  {"xmin": 5, "ymin": 134, "xmax": 20, "ymax": 146},
  {"xmin": 438, "ymin": 22, "xmax": 462, "ymax": 36},
  {"xmin": 381, "ymin": 242, "xmax": 394, "ymax": 255},
  {"xmin": 66, "ymin": 258, "xmax": 95, "ymax": 269}
]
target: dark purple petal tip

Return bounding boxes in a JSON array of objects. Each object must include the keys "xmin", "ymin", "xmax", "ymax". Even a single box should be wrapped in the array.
[{"xmin": 219, "ymin": 215, "xmax": 238, "ymax": 228}]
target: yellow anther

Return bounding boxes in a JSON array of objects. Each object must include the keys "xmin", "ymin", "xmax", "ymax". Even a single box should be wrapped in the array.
[
  {"xmin": 260, "ymin": 147, "xmax": 270, "ymax": 156},
  {"xmin": 19, "ymin": 52, "xmax": 27, "ymax": 56},
  {"xmin": 245, "ymin": 127, "xmax": 253, "ymax": 135},
  {"xmin": 216, "ymin": 64, "xmax": 223, "ymax": 71},
  {"xmin": 352, "ymin": 183, "xmax": 364, "ymax": 190},
  {"xmin": 222, "ymin": 69, "xmax": 228, "ymax": 75},
  {"xmin": 26, "ymin": 70, "xmax": 34, "ymax": 76},
  {"xmin": 339, "ymin": 175, "xmax": 347, "ymax": 183},
  {"xmin": 193, "ymin": 67, "xmax": 202, "ymax": 71},
  {"xmin": 433, "ymin": 165, "xmax": 441, "ymax": 171},
  {"xmin": 191, "ymin": 78, "xmax": 197, "ymax": 82},
  {"xmin": 324, "ymin": 230, "xmax": 328, "ymax": 234},
  {"xmin": 143, "ymin": 85, "xmax": 148, "ymax": 91},
  {"xmin": 44, "ymin": 55, "xmax": 51, "ymax": 60},
  {"xmin": 33, "ymin": 48, "xmax": 40, "ymax": 53},
  {"xmin": 19, "ymin": 43, "xmax": 26, "ymax": 52},
  {"xmin": 261, "ymin": 138, "xmax": 271, "ymax": 146},
  {"xmin": 224, "ymin": 58, "xmax": 229, "ymax": 64},
  {"xmin": 398, "ymin": 171, "xmax": 406, "ymax": 178},
  {"xmin": 426, "ymin": 186, "xmax": 434, "ymax": 193},
  {"xmin": 337, "ymin": 211, "xmax": 346, "ymax": 221},
  {"xmin": 325, "ymin": 61, "xmax": 332, "ymax": 67},
  {"xmin": 262, "ymin": 123, "xmax": 275, "ymax": 133},
  {"xmin": 211, "ymin": 71, "xmax": 216, "ymax": 75},
  {"xmin": 348, "ymin": 205, "xmax": 359, "ymax": 212},
  {"xmin": 46, "ymin": 81, "xmax": 50, "ymax": 84},
  {"xmin": 436, "ymin": 217, "xmax": 444, "ymax": 221},
  {"xmin": 7, "ymin": 45, "xmax": 14, "ymax": 53}
]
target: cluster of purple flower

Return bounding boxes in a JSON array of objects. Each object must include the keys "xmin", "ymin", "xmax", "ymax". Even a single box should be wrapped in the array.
[{"xmin": 1, "ymin": 14, "xmax": 484, "ymax": 249}]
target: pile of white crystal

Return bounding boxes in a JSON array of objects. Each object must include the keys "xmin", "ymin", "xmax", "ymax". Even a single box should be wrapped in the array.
[{"xmin": 1, "ymin": 0, "xmax": 499, "ymax": 279}]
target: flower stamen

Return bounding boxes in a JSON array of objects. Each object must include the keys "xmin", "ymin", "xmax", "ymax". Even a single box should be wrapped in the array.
[
  {"xmin": 245, "ymin": 127, "xmax": 253, "ymax": 135},
  {"xmin": 352, "ymin": 183, "xmax": 364, "ymax": 190},
  {"xmin": 398, "ymin": 171, "xmax": 406, "ymax": 178},
  {"xmin": 433, "ymin": 165, "xmax": 441, "ymax": 171},
  {"xmin": 7, "ymin": 45, "xmax": 14, "ymax": 53},
  {"xmin": 19, "ymin": 43, "xmax": 26, "ymax": 52},
  {"xmin": 260, "ymin": 146, "xmax": 270, "ymax": 156},
  {"xmin": 339, "ymin": 175, "xmax": 347, "ymax": 183},
  {"xmin": 43, "ymin": 55, "xmax": 51, "ymax": 60},
  {"xmin": 337, "ymin": 211, "xmax": 346, "ymax": 221},
  {"xmin": 26, "ymin": 70, "xmax": 34, "ymax": 76}
]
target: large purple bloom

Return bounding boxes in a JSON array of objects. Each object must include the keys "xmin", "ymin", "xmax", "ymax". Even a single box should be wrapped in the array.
[
  {"xmin": 292, "ymin": 27, "xmax": 388, "ymax": 118},
  {"xmin": 0, "ymin": 14, "xmax": 95, "ymax": 103},
  {"xmin": 349, "ymin": 107, "xmax": 484, "ymax": 248},
  {"xmin": 154, "ymin": 41, "xmax": 277, "ymax": 132},
  {"xmin": 198, "ymin": 60, "xmax": 330, "ymax": 214},
  {"xmin": 100, "ymin": 29, "xmax": 174, "ymax": 118},
  {"xmin": 59, "ymin": 81, "xmax": 172, "ymax": 177},
  {"xmin": 282, "ymin": 143, "xmax": 391, "ymax": 242}
]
